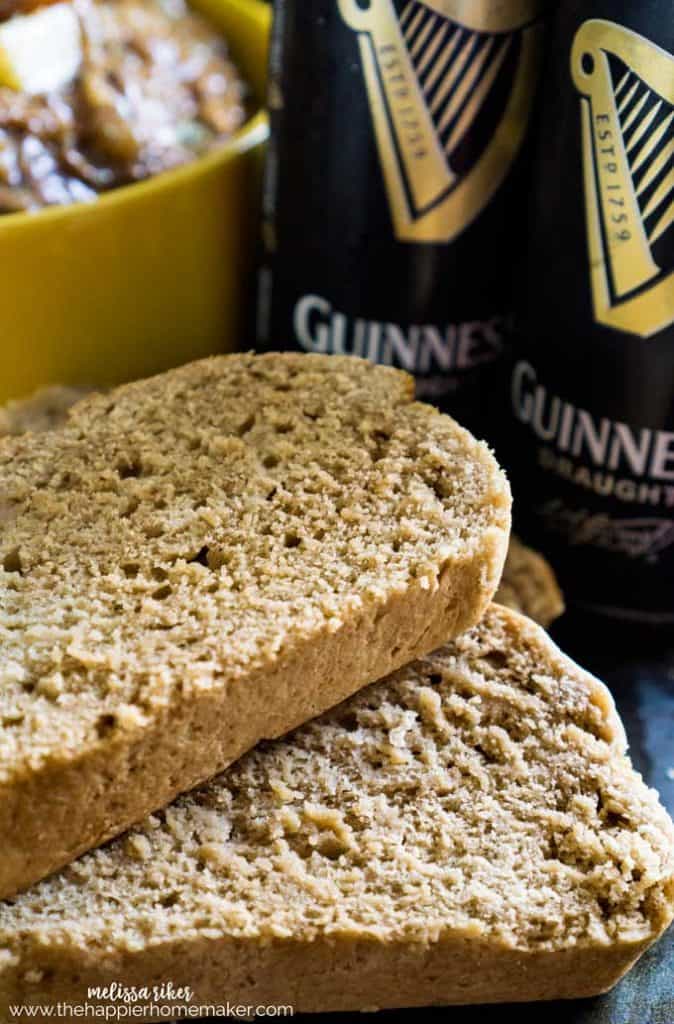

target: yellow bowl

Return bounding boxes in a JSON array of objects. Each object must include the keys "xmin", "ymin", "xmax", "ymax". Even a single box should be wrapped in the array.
[{"xmin": 0, "ymin": 0, "xmax": 271, "ymax": 404}]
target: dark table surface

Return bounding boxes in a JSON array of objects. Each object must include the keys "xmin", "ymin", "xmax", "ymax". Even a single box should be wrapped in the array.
[{"xmin": 295, "ymin": 611, "xmax": 674, "ymax": 1024}]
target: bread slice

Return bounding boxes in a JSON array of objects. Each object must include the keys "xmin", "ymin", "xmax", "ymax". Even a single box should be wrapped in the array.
[
  {"xmin": 496, "ymin": 535, "xmax": 565, "ymax": 627},
  {"xmin": 1, "ymin": 605, "xmax": 671, "ymax": 1014},
  {"xmin": 0, "ymin": 353, "xmax": 510, "ymax": 900}
]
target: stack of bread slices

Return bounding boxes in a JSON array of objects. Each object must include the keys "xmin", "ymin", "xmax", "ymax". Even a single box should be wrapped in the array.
[{"xmin": 0, "ymin": 353, "xmax": 672, "ymax": 1015}]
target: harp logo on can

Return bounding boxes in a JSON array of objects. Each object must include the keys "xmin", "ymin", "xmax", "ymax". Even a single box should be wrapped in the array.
[
  {"xmin": 572, "ymin": 19, "xmax": 674, "ymax": 338},
  {"xmin": 338, "ymin": 0, "xmax": 544, "ymax": 243}
]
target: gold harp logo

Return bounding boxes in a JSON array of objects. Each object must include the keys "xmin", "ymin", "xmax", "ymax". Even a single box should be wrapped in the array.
[
  {"xmin": 572, "ymin": 20, "xmax": 674, "ymax": 338},
  {"xmin": 337, "ymin": 0, "xmax": 543, "ymax": 243}
]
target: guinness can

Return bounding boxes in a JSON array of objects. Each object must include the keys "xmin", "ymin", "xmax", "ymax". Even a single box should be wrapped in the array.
[
  {"xmin": 255, "ymin": 0, "xmax": 546, "ymax": 439},
  {"xmin": 510, "ymin": 1, "xmax": 674, "ymax": 622}
]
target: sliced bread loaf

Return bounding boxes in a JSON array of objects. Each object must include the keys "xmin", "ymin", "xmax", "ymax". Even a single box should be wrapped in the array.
[
  {"xmin": 497, "ymin": 535, "xmax": 565, "ymax": 627},
  {"xmin": 0, "ymin": 353, "xmax": 510, "ymax": 900},
  {"xmin": 1, "ymin": 605, "xmax": 672, "ymax": 1013}
]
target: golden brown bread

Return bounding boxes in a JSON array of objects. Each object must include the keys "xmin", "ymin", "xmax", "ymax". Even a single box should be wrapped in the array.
[
  {"xmin": 1, "ymin": 605, "xmax": 671, "ymax": 1014},
  {"xmin": 0, "ymin": 353, "xmax": 510, "ymax": 900}
]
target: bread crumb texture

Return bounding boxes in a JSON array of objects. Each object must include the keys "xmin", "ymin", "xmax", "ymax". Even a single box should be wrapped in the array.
[
  {"xmin": 1, "ymin": 606, "xmax": 672, "ymax": 972},
  {"xmin": 0, "ymin": 386, "xmax": 562, "ymax": 629},
  {"xmin": 2, "ymin": 385, "xmax": 562, "ymax": 630},
  {"xmin": 0, "ymin": 354, "xmax": 510, "ymax": 786}
]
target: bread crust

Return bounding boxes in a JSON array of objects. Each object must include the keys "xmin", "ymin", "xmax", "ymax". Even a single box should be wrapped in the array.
[
  {"xmin": 0, "ymin": 354, "xmax": 510, "ymax": 899},
  {"xmin": 0, "ymin": 931, "xmax": 665, "ymax": 1015}
]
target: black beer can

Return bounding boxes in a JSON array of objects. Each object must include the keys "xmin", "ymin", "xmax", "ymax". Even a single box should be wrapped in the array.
[
  {"xmin": 510, "ymin": 0, "xmax": 674, "ymax": 622},
  {"xmin": 255, "ymin": 0, "xmax": 547, "ymax": 441}
]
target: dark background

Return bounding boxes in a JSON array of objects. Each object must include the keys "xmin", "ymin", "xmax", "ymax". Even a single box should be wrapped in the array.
[
  {"xmin": 516, "ymin": 0, "xmax": 674, "ymax": 428},
  {"xmin": 508, "ymin": 0, "xmax": 674, "ymax": 621}
]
